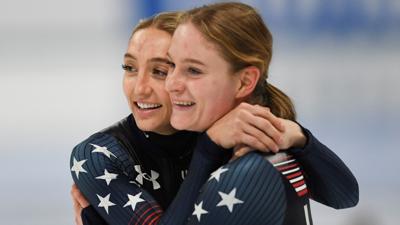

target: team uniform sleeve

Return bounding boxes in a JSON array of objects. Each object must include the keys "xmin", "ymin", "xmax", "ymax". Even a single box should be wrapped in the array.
[
  {"xmin": 70, "ymin": 133, "xmax": 164, "ymax": 225},
  {"xmin": 288, "ymin": 126, "xmax": 359, "ymax": 209},
  {"xmin": 159, "ymin": 134, "xmax": 290, "ymax": 225},
  {"xmin": 71, "ymin": 132, "xmax": 230, "ymax": 225}
]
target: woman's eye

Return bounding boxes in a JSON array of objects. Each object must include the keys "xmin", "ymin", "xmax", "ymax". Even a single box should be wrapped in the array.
[
  {"xmin": 188, "ymin": 67, "xmax": 202, "ymax": 75},
  {"xmin": 152, "ymin": 68, "xmax": 168, "ymax": 77},
  {"xmin": 122, "ymin": 64, "xmax": 138, "ymax": 73},
  {"xmin": 166, "ymin": 61, "xmax": 175, "ymax": 69}
]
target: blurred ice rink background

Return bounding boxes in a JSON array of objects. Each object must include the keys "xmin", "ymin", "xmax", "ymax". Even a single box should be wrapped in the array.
[{"xmin": 0, "ymin": 0, "xmax": 399, "ymax": 224}]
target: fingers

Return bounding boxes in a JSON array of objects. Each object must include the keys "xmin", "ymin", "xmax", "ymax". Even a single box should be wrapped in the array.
[
  {"xmin": 249, "ymin": 115, "xmax": 283, "ymax": 149},
  {"xmin": 71, "ymin": 184, "xmax": 84, "ymax": 225},
  {"xmin": 73, "ymin": 198, "xmax": 83, "ymax": 225},
  {"xmin": 239, "ymin": 103, "xmax": 285, "ymax": 132},
  {"xmin": 257, "ymin": 106, "xmax": 285, "ymax": 132},
  {"xmin": 71, "ymin": 184, "xmax": 90, "ymax": 208},
  {"xmin": 236, "ymin": 106, "xmax": 283, "ymax": 150},
  {"xmin": 241, "ymin": 123, "xmax": 279, "ymax": 152},
  {"xmin": 234, "ymin": 146, "xmax": 252, "ymax": 158},
  {"xmin": 251, "ymin": 104, "xmax": 285, "ymax": 132},
  {"xmin": 206, "ymin": 102, "xmax": 287, "ymax": 151}
]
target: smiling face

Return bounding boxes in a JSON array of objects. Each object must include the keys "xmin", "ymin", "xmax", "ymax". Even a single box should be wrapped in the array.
[
  {"xmin": 123, "ymin": 28, "xmax": 176, "ymax": 135},
  {"xmin": 165, "ymin": 23, "xmax": 241, "ymax": 132}
]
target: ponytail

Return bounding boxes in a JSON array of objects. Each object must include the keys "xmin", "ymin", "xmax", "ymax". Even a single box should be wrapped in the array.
[{"xmin": 250, "ymin": 80, "xmax": 296, "ymax": 120}]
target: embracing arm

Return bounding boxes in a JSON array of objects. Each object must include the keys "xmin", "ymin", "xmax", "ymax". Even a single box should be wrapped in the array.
[
  {"xmin": 204, "ymin": 103, "xmax": 359, "ymax": 209},
  {"xmin": 287, "ymin": 123, "xmax": 359, "ymax": 209}
]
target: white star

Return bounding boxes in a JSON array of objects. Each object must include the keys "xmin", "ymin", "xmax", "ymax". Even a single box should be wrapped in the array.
[
  {"xmin": 216, "ymin": 188, "xmax": 244, "ymax": 212},
  {"xmin": 192, "ymin": 201, "xmax": 208, "ymax": 222},
  {"xmin": 71, "ymin": 157, "xmax": 87, "ymax": 179},
  {"xmin": 123, "ymin": 192, "xmax": 145, "ymax": 212},
  {"xmin": 90, "ymin": 144, "xmax": 116, "ymax": 158},
  {"xmin": 97, "ymin": 193, "xmax": 116, "ymax": 214},
  {"xmin": 208, "ymin": 167, "xmax": 228, "ymax": 182},
  {"xmin": 96, "ymin": 169, "xmax": 118, "ymax": 186}
]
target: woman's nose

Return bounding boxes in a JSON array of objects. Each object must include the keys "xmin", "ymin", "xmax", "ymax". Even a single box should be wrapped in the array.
[
  {"xmin": 134, "ymin": 75, "xmax": 152, "ymax": 96},
  {"xmin": 165, "ymin": 70, "xmax": 184, "ymax": 94}
]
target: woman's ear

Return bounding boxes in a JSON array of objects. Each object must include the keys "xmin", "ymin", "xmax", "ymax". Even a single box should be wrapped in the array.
[{"xmin": 235, "ymin": 66, "xmax": 260, "ymax": 99}]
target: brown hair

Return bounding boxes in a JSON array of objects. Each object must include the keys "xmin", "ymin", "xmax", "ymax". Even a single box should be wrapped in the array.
[
  {"xmin": 131, "ymin": 11, "xmax": 183, "ymax": 38},
  {"xmin": 179, "ymin": 2, "xmax": 296, "ymax": 120}
]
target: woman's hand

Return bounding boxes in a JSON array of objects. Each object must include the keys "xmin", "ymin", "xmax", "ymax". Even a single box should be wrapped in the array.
[
  {"xmin": 71, "ymin": 184, "xmax": 90, "ymax": 225},
  {"xmin": 206, "ymin": 103, "xmax": 307, "ymax": 156},
  {"xmin": 278, "ymin": 118, "xmax": 307, "ymax": 149},
  {"xmin": 231, "ymin": 119, "xmax": 306, "ymax": 160},
  {"xmin": 207, "ymin": 102, "xmax": 285, "ymax": 152}
]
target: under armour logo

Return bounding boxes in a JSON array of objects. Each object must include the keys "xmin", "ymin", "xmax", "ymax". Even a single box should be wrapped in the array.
[
  {"xmin": 134, "ymin": 165, "xmax": 161, "ymax": 190},
  {"xmin": 181, "ymin": 169, "xmax": 188, "ymax": 180}
]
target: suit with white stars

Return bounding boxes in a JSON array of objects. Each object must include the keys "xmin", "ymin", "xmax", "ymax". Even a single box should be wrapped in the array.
[{"xmin": 70, "ymin": 115, "xmax": 358, "ymax": 225}]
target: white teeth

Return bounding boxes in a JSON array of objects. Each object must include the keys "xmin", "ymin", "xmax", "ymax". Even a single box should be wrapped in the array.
[
  {"xmin": 174, "ymin": 101, "xmax": 195, "ymax": 106},
  {"xmin": 137, "ymin": 102, "xmax": 161, "ymax": 109}
]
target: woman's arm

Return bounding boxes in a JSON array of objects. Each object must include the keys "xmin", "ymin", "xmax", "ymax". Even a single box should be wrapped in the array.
[
  {"xmin": 204, "ymin": 103, "xmax": 359, "ymax": 209},
  {"xmin": 70, "ymin": 132, "xmax": 230, "ymax": 225},
  {"xmin": 287, "ymin": 123, "xmax": 359, "ymax": 209},
  {"xmin": 71, "ymin": 133, "xmax": 298, "ymax": 225}
]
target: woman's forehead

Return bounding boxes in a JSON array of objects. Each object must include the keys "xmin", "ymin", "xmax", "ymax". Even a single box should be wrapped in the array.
[
  {"xmin": 127, "ymin": 28, "xmax": 172, "ymax": 60},
  {"xmin": 169, "ymin": 23, "xmax": 219, "ymax": 61}
]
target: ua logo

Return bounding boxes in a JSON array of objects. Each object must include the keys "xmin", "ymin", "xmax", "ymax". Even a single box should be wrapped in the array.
[
  {"xmin": 181, "ymin": 169, "xmax": 188, "ymax": 180},
  {"xmin": 134, "ymin": 165, "xmax": 161, "ymax": 190}
]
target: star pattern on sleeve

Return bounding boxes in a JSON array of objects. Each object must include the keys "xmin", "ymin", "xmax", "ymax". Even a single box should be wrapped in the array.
[
  {"xmin": 191, "ymin": 187, "xmax": 245, "ymax": 222},
  {"xmin": 90, "ymin": 143, "xmax": 116, "ymax": 158},
  {"xmin": 97, "ymin": 193, "xmax": 116, "ymax": 214},
  {"xmin": 96, "ymin": 169, "xmax": 118, "ymax": 186},
  {"xmin": 123, "ymin": 192, "xmax": 145, "ymax": 212},
  {"xmin": 71, "ymin": 157, "xmax": 87, "ymax": 179},
  {"xmin": 208, "ymin": 166, "xmax": 228, "ymax": 182},
  {"xmin": 192, "ymin": 201, "xmax": 208, "ymax": 222},
  {"xmin": 72, "ymin": 140, "xmax": 169, "ymax": 220},
  {"xmin": 216, "ymin": 188, "xmax": 244, "ymax": 212}
]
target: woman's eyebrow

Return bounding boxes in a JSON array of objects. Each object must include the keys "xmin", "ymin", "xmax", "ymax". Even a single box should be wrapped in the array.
[
  {"xmin": 166, "ymin": 53, "xmax": 205, "ymax": 66},
  {"xmin": 183, "ymin": 58, "xmax": 205, "ymax": 66},
  {"xmin": 124, "ymin": 53, "xmax": 136, "ymax": 60},
  {"xmin": 148, "ymin": 57, "xmax": 170, "ymax": 64}
]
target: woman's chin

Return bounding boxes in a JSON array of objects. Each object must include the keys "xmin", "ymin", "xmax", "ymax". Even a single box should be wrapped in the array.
[{"xmin": 170, "ymin": 121, "xmax": 187, "ymax": 131}]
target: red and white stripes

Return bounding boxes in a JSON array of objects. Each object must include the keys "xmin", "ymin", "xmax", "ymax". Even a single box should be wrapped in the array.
[{"xmin": 271, "ymin": 155, "xmax": 309, "ymax": 197}]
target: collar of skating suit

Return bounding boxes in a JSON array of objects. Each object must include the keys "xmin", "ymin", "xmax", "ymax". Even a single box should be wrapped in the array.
[{"xmin": 127, "ymin": 114, "xmax": 198, "ymax": 159}]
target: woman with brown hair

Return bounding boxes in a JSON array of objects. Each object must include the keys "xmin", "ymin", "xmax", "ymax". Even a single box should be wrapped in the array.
[
  {"xmin": 71, "ymin": 3, "xmax": 358, "ymax": 225},
  {"xmin": 164, "ymin": 2, "xmax": 358, "ymax": 224},
  {"xmin": 70, "ymin": 11, "xmax": 313, "ymax": 225}
]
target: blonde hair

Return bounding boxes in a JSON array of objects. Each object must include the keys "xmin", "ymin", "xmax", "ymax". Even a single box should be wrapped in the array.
[
  {"xmin": 131, "ymin": 11, "xmax": 183, "ymax": 38},
  {"xmin": 179, "ymin": 2, "xmax": 296, "ymax": 120}
]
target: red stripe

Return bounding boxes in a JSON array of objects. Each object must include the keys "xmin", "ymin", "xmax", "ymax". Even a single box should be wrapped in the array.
[
  {"xmin": 292, "ymin": 180, "xmax": 305, "ymax": 188},
  {"xmin": 286, "ymin": 171, "xmax": 302, "ymax": 180},
  {"xmin": 297, "ymin": 188, "xmax": 308, "ymax": 197},
  {"xmin": 134, "ymin": 207, "xmax": 155, "ymax": 225},
  {"xmin": 277, "ymin": 163, "xmax": 299, "ymax": 171},
  {"xmin": 149, "ymin": 214, "xmax": 162, "ymax": 225},
  {"xmin": 136, "ymin": 201, "xmax": 159, "ymax": 214},
  {"xmin": 134, "ymin": 204, "xmax": 161, "ymax": 225},
  {"xmin": 142, "ymin": 210, "xmax": 162, "ymax": 225}
]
